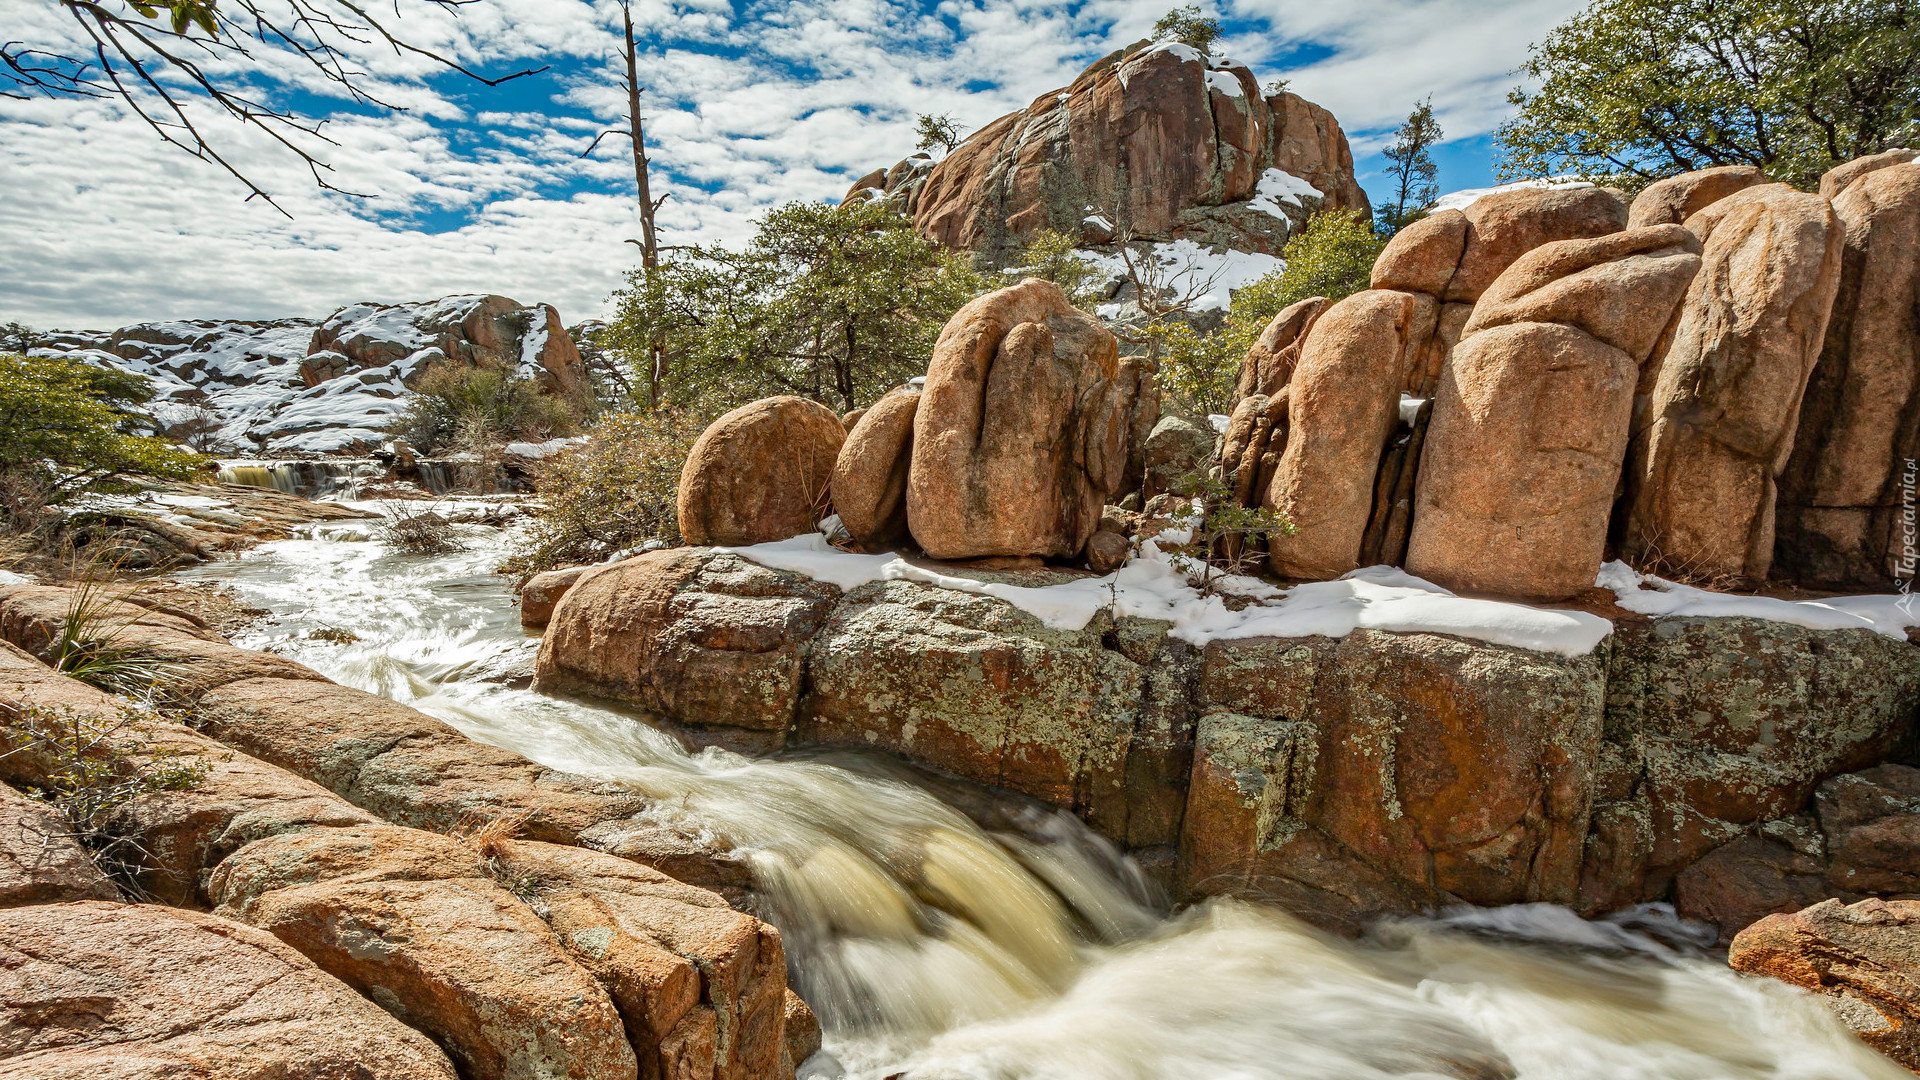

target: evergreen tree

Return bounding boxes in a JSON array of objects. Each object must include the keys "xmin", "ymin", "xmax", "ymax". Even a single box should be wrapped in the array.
[
  {"xmin": 1152, "ymin": 6, "xmax": 1223, "ymax": 54},
  {"xmin": 1376, "ymin": 99, "xmax": 1443, "ymax": 235}
]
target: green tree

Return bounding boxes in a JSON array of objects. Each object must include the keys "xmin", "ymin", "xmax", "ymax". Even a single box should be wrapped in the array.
[
  {"xmin": 608, "ymin": 200, "xmax": 990, "ymax": 414},
  {"xmin": 1376, "ymin": 99, "xmax": 1443, "ymax": 234},
  {"xmin": 1497, "ymin": 0, "xmax": 1920, "ymax": 193},
  {"xmin": 0, "ymin": 353, "xmax": 204, "ymax": 500},
  {"xmin": 1015, "ymin": 229, "xmax": 1103, "ymax": 309},
  {"xmin": 915, "ymin": 113, "xmax": 967, "ymax": 156},
  {"xmin": 1152, "ymin": 5, "xmax": 1222, "ymax": 53},
  {"xmin": 391, "ymin": 360, "xmax": 582, "ymax": 456}
]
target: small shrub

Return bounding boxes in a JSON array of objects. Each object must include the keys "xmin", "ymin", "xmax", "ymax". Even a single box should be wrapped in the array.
[
  {"xmin": 1, "ymin": 703, "xmax": 209, "ymax": 896},
  {"xmin": 1152, "ymin": 5, "xmax": 1222, "ymax": 53},
  {"xmin": 1015, "ymin": 229, "xmax": 1103, "ymax": 309},
  {"xmin": 1155, "ymin": 322, "xmax": 1244, "ymax": 417},
  {"xmin": 393, "ymin": 360, "xmax": 581, "ymax": 456},
  {"xmin": 1166, "ymin": 472, "xmax": 1296, "ymax": 592},
  {"xmin": 502, "ymin": 409, "xmax": 706, "ymax": 581},
  {"xmin": 49, "ymin": 571, "xmax": 190, "ymax": 699},
  {"xmin": 378, "ymin": 503, "xmax": 464, "ymax": 556},
  {"xmin": 1250, "ymin": 211, "xmax": 1386, "ymax": 319}
]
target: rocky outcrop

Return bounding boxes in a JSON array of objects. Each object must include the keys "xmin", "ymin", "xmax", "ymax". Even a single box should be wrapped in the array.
[
  {"xmin": 677, "ymin": 396, "xmax": 846, "ymax": 548},
  {"xmin": 1776, "ymin": 161, "xmax": 1920, "ymax": 587},
  {"xmin": 1140, "ymin": 413, "xmax": 1215, "ymax": 499},
  {"xmin": 1729, "ymin": 897, "xmax": 1920, "ymax": 1069},
  {"xmin": 908, "ymin": 280, "xmax": 1131, "ymax": 560},
  {"xmin": 830, "ymin": 385, "xmax": 920, "ymax": 550},
  {"xmin": 0, "ymin": 900, "xmax": 460, "ymax": 1079},
  {"xmin": 895, "ymin": 40, "xmax": 1365, "ymax": 259},
  {"xmin": 40, "ymin": 294, "xmax": 591, "ymax": 455},
  {"xmin": 1443, "ymin": 185, "xmax": 1630, "ymax": 303},
  {"xmin": 1624, "ymin": 186, "xmax": 1845, "ymax": 581},
  {"xmin": 1230, "ymin": 297, "xmax": 1326, "ymax": 407},
  {"xmin": 1406, "ymin": 227, "xmax": 1700, "ymax": 600}
]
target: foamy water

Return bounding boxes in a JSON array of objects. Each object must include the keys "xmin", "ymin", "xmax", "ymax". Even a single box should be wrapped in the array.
[{"xmin": 179, "ymin": 511, "xmax": 1904, "ymax": 1079}]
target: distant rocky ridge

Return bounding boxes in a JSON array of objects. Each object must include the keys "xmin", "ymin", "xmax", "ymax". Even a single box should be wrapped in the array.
[
  {"xmin": 33, "ymin": 294, "xmax": 591, "ymax": 456},
  {"xmin": 844, "ymin": 39, "xmax": 1369, "ymax": 260}
]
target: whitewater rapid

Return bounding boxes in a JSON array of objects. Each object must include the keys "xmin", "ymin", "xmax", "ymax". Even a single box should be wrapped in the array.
[{"xmin": 178, "ymin": 509, "xmax": 1906, "ymax": 1080}]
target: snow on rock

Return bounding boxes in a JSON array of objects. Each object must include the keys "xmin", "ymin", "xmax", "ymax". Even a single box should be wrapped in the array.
[
  {"xmin": 1247, "ymin": 168, "xmax": 1323, "ymax": 220},
  {"xmin": 1079, "ymin": 240, "xmax": 1284, "ymax": 312},
  {"xmin": 1431, "ymin": 179, "xmax": 1595, "ymax": 214},
  {"xmin": 0, "ymin": 569, "xmax": 32, "ymax": 586},
  {"xmin": 724, "ymin": 533, "xmax": 1616, "ymax": 656},
  {"xmin": 1597, "ymin": 561, "xmax": 1920, "ymax": 639},
  {"xmin": 36, "ymin": 295, "xmax": 583, "ymax": 457},
  {"xmin": 1205, "ymin": 68, "xmax": 1246, "ymax": 98}
]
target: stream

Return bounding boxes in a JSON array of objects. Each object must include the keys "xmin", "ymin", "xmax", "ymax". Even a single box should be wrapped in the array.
[{"xmin": 178, "ymin": 508, "xmax": 1905, "ymax": 1080}]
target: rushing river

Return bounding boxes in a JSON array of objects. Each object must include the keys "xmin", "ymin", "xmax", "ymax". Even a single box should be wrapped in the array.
[{"xmin": 179, "ymin": 508, "xmax": 1905, "ymax": 1080}]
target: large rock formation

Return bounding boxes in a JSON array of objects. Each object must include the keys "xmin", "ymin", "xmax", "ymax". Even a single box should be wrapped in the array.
[
  {"xmin": 1776, "ymin": 161, "xmax": 1920, "ymax": 587},
  {"xmin": 1626, "ymin": 165, "xmax": 1768, "ymax": 228},
  {"xmin": 877, "ymin": 40, "xmax": 1366, "ymax": 259},
  {"xmin": 1624, "ymin": 185, "xmax": 1845, "ymax": 581},
  {"xmin": 908, "ymin": 279, "xmax": 1132, "ymax": 560},
  {"xmin": 830, "ymin": 385, "xmax": 920, "ymax": 550},
  {"xmin": 677, "ymin": 396, "xmax": 847, "ymax": 548},
  {"xmin": 1406, "ymin": 227, "xmax": 1701, "ymax": 600}
]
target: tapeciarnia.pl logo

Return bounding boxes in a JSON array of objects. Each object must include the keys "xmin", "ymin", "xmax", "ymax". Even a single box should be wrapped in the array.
[{"xmin": 1899, "ymin": 457, "xmax": 1917, "ymax": 618}]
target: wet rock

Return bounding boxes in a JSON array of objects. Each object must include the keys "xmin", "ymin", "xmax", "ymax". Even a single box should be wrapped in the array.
[
  {"xmin": 907, "ymin": 280, "xmax": 1130, "ymax": 560},
  {"xmin": 0, "ymin": 900, "xmax": 459, "ymax": 1079},
  {"xmin": 1625, "ymin": 187, "xmax": 1844, "ymax": 582},
  {"xmin": 1265, "ymin": 290, "xmax": 1416, "ymax": 580},
  {"xmin": 1776, "ymin": 161, "xmax": 1920, "ymax": 587},
  {"xmin": 1729, "ymin": 897, "xmax": 1920, "ymax": 1069},
  {"xmin": 1626, "ymin": 165, "xmax": 1768, "ymax": 228},
  {"xmin": 830, "ymin": 385, "xmax": 919, "ymax": 551},
  {"xmin": 798, "ymin": 579, "xmax": 1148, "ymax": 841},
  {"xmin": 533, "ymin": 549, "xmax": 840, "ymax": 741},
  {"xmin": 0, "ymin": 783, "xmax": 118, "ymax": 906},
  {"xmin": 520, "ymin": 564, "xmax": 589, "ymax": 630},
  {"xmin": 678, "ymin": 396, "xmax": 846, "ymax": 548}
]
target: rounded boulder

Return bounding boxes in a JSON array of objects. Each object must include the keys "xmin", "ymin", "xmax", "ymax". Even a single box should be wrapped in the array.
[{"xmin": 677, "ymin": 396, "xmax": 846, "ymax": 547}]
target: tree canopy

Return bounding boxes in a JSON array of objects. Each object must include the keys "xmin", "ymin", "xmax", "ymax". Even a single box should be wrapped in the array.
[
  {"xmin": 1498, "ymin": 0, "xmax": 1920, "ymax": 192},
  {"xmin": 0, "ymin": 353, "xmax": 205, "ymax": 496},
  {"xmin": 1152, "ymin": 6, "xmax": 1223, "ymax": 53},
  {"xmin": 1377, "ymin": 99, "xmax": 1443, "ymax": 234},
  {"xmin": 607, "ymin": 200, "xmax": 991, "ymax": 415}
]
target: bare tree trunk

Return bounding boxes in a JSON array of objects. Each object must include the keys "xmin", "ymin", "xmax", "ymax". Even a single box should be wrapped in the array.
[{"xmin": 620, "ymin": 0, "xmax": 667, "ymax": 408}]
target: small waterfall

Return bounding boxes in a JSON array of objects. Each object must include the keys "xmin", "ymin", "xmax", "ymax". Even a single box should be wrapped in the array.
[{"xmin": 217, "ymin": 459, "xmax": 385, "ymax": 498}]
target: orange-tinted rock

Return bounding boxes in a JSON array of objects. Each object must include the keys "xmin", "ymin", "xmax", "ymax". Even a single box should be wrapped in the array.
[
  {"xmin": 1625, "ymin": 188, "xmax": 1844, "ymax": 581},
  {"xmin": 1626, "ymin": 165, "xmax": 1767, "ymax": 228},
  {"xmin": 533, "ymin": 548, "xmax": 839, "ymax": 741},
  {"xmin": 520, "ymin": 565, "xmax": 589, "ymax": 629},
  {"xmin": 1370, "ymin": 209, "xmax": 1467, "ymax": 295},
  {"xmin": 677, "ymin": 396, "xmax": 845, "ymax": 548},
  {"xmin": 907, "ymin": 280, "xmax": 1129, "ymax": 560},
  {"xmin": 1674, "ymin": 830, "xmax": 1832, "ymax": 945},
  {"xmin": 830, "ymin": 386, "xmax": 919, "ymax": 550},
  {"xmin": 912, "ymin": 43, "xmax": 1365, "ymax": 258},
  {"xmin": 1820, "ymin": 149, "xmax": 1920, "ymax": 200},
  {"xmin": 1445, "ymin": 184, "xmax": 1628, "ymax": 303},
  {"xmin": 1231, "ymin": 297, "xmax": 1326, "ymax": 406},
  {"xmin": 1265, "ymin": 290, "xmax": 1416, "ymax": 579},
  {"xmin": 1461, "ymin": 224, "xmax": 1703, "ymax": 364},
  {"xmin": 0, "ymin": 783, "xmax": 118, "ymax": 906},
  {"xmin": 0, "ymin": 900, "xmax": 459, "ymax": 1079},
  {"xmin": 1730, "ymin": 897, "xmax": 1920, "ymax": 1069},
  {"xmin": 1776, "ymin": 162, "xmax": 1920, "ymax": 587},
  {"xmin": 1406, "ymin": 322, "xmax": 1637, "ymax": 600}
]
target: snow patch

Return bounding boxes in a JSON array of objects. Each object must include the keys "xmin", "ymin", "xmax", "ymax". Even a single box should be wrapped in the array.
[
  {"xmin": 1207, "ymin": 414, "xmax": 1230, "ymax": 434},
  {"xmin": 1597, "ymin": 562, "xmax": 1920, "ymax": 640},
  {"xmin": 1431, "ymin": 179, "xmax": 1594, "ymax": 214},
  {"xmin": 0, "ymin": 569, "xmax": 32, "ymax": 586},
  {"xmin": 1205, "ymin": 69, "xmax": 1245, "ymax": 98},
  {"xmin": 1247, "ymin": 169, "xmax": 1322, "ymax": 220},
  {"xmin": 723, "ymin": 534, "xmax": 1615, "ymax": 656},
  {"xmin": 1078, "ymin": 240, "xmax": 1283, "ymax": 313}
]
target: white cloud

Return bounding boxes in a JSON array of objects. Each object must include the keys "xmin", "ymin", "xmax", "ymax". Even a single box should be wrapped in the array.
[{"xmin": 1, "ymin": 0, "xmax": 1582, "ymax": 330}]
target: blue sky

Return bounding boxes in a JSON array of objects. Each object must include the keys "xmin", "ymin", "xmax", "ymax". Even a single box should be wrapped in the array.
[{"xmin": 0, "ymin": 0, "xmax": 1584, "ymax": 329}]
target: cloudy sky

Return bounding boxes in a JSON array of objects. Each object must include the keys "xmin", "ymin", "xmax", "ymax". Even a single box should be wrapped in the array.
[{"xmin": 1, "ymin": 0, "xmax": 1585, "ymax": 330}]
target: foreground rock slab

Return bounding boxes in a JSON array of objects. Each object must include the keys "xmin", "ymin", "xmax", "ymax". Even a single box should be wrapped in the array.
[
  {"xmin": 1731, "ymin": 897, "xmax": 1920, "ymax": 1069},
  {"xmin": 0, "ymin": 900, "xmax": 459, "ymax": 1079}
]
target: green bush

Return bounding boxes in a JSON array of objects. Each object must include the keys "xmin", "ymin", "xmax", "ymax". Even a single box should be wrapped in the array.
[
  {"xmin": 1015, "ymin": 228, "xmax": 1104, "ymax": 309},
  {"xmin": 393, "ymin": 360, "xmax": 581, "ymax": 455},
  {"xmin": 0, "ymin": 353, "xmax": 205, "ymax": 510},
  {"xmin": 502, "ymin": 409, "xmax": 707, "ymax": 580}
]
